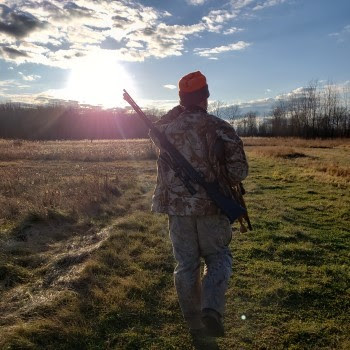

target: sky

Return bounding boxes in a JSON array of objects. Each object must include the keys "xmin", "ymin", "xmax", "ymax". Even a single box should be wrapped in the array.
[{"xmin": 0, "ymin": 0, "xmax": 349, "ymax": 111}]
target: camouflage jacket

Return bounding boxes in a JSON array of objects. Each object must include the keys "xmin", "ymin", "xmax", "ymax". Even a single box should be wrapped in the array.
[{"xmin": 150, "ymin": 105, "xmax": 248, "ymax": 216}]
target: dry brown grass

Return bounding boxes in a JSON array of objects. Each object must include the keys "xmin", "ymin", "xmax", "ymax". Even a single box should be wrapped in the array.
[
  {"xmin": 242, "ymin": 137, "xmax": 350, "ymax": 149},
  {"xmin": 0, "ymin": 160, "xmax": 156, "ymax": 230},
  {"xmin": 1, "ymin": 137, "xmax": 348, "ymax": 230},
  {"xmin": 315, "ymin": 163, "xmax": 350, "ymax": 178},
  {"xmin": 0, "ymin": 138, "xmax": 158, "ymax": 231},
  {"xmin": 0, "ymin": 162, "xmax": 121, "ymax": 227},
  {"xmin": 244, "ymin": 137, "xmax": 350, "ymax": 185},
  {"xmin": 0, "ymin": 139, "xmax": 158, "ymax": 161}
]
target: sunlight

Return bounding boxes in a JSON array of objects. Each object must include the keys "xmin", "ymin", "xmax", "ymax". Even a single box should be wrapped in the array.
[{"xmin": 62, "ymin": 54, "xmax": 135, "ymax": 108}]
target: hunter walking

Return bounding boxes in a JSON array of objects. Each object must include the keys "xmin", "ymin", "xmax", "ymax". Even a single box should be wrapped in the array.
[{"xmin": 149, "ymin": 71, "xmax": 249, "ymax": 347}]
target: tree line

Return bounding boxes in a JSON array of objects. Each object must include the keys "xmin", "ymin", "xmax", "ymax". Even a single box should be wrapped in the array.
[
  {"xmin": 1, "ymin": 81, "xmax": 349, "ymax": 140},
  {"xmin": 0, "ymin": 103, "xmax": 152, "ymax": 140},
  {"xmin": 228, "ymin": 82, "xmax": 350, "ymax": 138}
]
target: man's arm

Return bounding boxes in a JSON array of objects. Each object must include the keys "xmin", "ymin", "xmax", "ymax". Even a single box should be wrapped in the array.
[
  {"xmin": 215, "ymin": 122, "xmax": 249, "ymax": 184},
  {"xmin": 208, "ymin": 119, "xmax": 252, "ymax": 231}
]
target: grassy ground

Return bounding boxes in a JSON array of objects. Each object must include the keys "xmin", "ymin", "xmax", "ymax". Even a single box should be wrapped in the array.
[{"xmin": 0, "ymin": 138, "xmax": 349, "ymax": 349}]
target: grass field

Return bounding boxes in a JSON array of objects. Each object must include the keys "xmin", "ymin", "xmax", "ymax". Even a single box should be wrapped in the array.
[{"xmin": 0, "ymin": 137, "xmax": 349, "ymax": 350}]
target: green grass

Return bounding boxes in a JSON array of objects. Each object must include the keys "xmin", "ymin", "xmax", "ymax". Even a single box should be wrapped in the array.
[
  {"xmin": 0, "ymin": 139, "xmax": 349, "ymax": 349},
  {"xmin": 225, "ymin": 156, "xmax": 349, "ymax": 349}
]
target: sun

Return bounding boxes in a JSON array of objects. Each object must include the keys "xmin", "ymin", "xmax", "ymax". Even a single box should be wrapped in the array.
[{"xmin": 63, "ymin": 54, "xmax": 135, "ymax": 108}]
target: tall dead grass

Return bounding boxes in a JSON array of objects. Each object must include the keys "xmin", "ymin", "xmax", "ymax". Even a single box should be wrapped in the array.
[
  {"xmin": 245, "ymin": 138, "xmax": 350, "ymax": 184},
  {"xmin": 0, "ymin": 139, "xmax": 158, "ymax": 162},
  {"xmin": 0, "ymin": 138, "xmax": 158, "ymax": 229},
  {"xmin": 313, "ymin": 163, "xmax": 350, "ymax": 179},
  {"xmin": 0, "ymin": 158, "xmax": 156, "ymax": 234},
  {"xmin": 242, "ymin": 137, "xmax": 350, "ymax": 149},
  {"xmin": 0, "ymin": 165, "xmax": 121, "ymax": 225}
]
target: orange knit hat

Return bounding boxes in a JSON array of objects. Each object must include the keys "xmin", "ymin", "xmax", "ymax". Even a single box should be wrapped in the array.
[{"xmin": 178, "ymin": 71, "xmax": 210, "ymax": 107}]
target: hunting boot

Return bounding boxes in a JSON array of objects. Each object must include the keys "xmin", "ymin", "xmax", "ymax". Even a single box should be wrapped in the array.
[
  {"xmin": 190, "ymin": 328, "xmax": 220, "ymax": 350},
  {"xmin": 201, "ymin": 308, "xmax": 225, "ymax": 337}
]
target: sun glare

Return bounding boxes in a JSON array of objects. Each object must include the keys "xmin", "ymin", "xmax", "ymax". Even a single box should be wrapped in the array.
[{"xmin": 63, "ymin": 55, "xmax": 135, "ymax": 108}]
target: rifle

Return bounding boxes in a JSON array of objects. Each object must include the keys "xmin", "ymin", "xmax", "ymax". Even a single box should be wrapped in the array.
[
  {"xmin": 232, "ymin": 183, "xmax": 253, "ymax": 232},
  {"xmin": 123, "ymin": 89, "xmax": 247, "ymax": 224}
]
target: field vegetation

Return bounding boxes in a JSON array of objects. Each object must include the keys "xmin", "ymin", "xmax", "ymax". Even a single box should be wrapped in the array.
[{"xmin": 0, "ymin": 137, "xmax": 349, "ymax": 349}]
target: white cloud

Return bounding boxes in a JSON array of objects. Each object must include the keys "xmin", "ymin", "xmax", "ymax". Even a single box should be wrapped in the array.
[
  {"xmin": 0, "ymin": 0, "xmax": 289, "ymax": 71},
  {"xmin": 223, "ymin": 26, "xmax": 244, "ymax": 35},
  {"xmin": 194, "ymin": 41, "xmax": 251, "ymax": 58},
  {"xmin": 230, "ymin": 0, "xmax": 256, "ymax": 10},
  {"xmin": 230, "ymin": 0, "xmax": 288, "ymax": 11},
  {"xmin": 253, "ymin": 0, "xmax": 287, "ymax": 11},
  {"xmin": 163, "ymin": 84, "xmax": 177, "ymax": 89},
  {"xmin": 0, "ymin": 79, "xmax": 31, "ymax": 94},
  {"xmin": 329, "ymin": 24, "xmax": 350, "ymax": 42},
  {"xmin": 139, "ymin": 98, "xmax": 179, "ymax": 111},
  {"xmin": 274, "ymin": 81, "xmax": 350, "ymax": 100},
  {"xmin": 0, "ymin": 0, "xmax": 203, "ymax": 67},
  {"xmin": 187, "ymin": 0, "xmax": 207, "ymax": 5},
  {"xmin": 202, "ymin": 10, "xmax": 238, "ymax": 33},
  {"xmin": 18, "ymin": 72, "xmax": 41, "ymax": 81}
]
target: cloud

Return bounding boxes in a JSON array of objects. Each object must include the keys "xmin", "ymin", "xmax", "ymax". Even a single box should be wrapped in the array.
[
  {"xmin": 202, "ymin": 10, "xmax": 237, "ymax": 32},
  {"xmin": 230, "ymin": 0, "xmax": 287, "ymax": 11},
  {"xmin": 62, "ymin": 2, "xmax": 94, "ymax": 18},
  {"xmin": 253, "ymin": 0, "xmax": 287, "ymax": 11},
  {"xmin": 223, "ymin": 26, "xmax": 244, "ymax": 35},
  {"xmin": 0, "ymin": 79, "xmax": 31, "ymax": 95},
  {"xmin": 0, "ymin": 0, "xmax": 292, "ymax": 68},
  {"xmin": 230, "ymin": 0, "xmax": 256, "ymax": 10},
  {"xmin": 329, "ymin": 24, "xmax": 350, "ymax": 42},
  {"xmin": 0, "ymin": 4, "xmax": 47, "ymax": 38},
  {"xmin": 194, "ymin": 41, "xmax": 251, "ymax": 58},
  {"xmin": 163, "ymin": 84, "xmax": 177, "ymax": 89},
  {"xmin": 0, "ymin": 46, "xmax": 29, "ymax": 59},
  {"xmin": 0, "ymin": 0, "xmax": 210, "ymax": 67},
  {"xmin": 19, "ymin": 72, "xmax": 41, "ymax": 81},
  {"xmin": 187, "ymin": 0, "xmax": 207, "ymax": 5}
]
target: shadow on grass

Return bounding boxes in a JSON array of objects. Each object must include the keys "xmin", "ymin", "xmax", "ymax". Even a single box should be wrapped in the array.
[{"xmin": 277, "ymin": 246, "xmax": 325, "ymax": 266}]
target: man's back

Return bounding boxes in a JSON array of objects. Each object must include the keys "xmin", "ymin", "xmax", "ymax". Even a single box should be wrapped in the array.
[{"xmin": 151, "ymin": 105, "xmax": 248, "ymax": 216}]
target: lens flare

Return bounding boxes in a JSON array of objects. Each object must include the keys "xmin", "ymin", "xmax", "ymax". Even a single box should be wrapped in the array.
[{"xmin": 61, "ymin": 53, "xmax": 135, "ymax": 108}]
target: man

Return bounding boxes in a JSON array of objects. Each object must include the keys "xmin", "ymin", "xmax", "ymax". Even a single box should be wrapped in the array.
[{"xmin": 150, "ymin": 71, "xmax": 248, "ymax": 346}]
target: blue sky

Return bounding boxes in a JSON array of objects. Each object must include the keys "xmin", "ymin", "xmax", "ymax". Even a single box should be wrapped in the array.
[{"xmin": 0, "ymin": 0, "xmax": 349, "ymax": 111}]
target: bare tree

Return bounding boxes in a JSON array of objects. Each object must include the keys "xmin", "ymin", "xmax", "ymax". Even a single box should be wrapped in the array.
[
  {"xmin": 209, "ymin": 100, "xmax": 227, "ymax": 119},
  {"xmin": 271, "ymin": 104, "xmax": 287, "ymax": 136},
  {"xmin": 224, "ymin": 104, "xmax": 241, "ymax": 121}
]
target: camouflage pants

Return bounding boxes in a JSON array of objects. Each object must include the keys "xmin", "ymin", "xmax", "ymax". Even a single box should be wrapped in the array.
[{"xmin": 168, "ymin": 214, "xmax": 233, "ymax": 330}]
